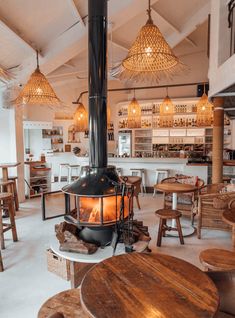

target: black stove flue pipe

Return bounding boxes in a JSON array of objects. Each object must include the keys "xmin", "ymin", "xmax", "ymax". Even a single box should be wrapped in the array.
[{"xmin": 88, "ymin": 0, "xmax": 108, "ymax": 168}]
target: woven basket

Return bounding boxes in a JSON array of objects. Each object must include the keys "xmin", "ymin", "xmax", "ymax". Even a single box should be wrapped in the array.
[{"xmin": 46, "ymin": 249, "xmax": 70, "ymax": 281}]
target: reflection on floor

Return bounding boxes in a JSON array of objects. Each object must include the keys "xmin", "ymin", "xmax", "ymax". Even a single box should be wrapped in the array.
[{"xmin": 0, "ymin": 193, "xmax": 232, "ymax": 318}]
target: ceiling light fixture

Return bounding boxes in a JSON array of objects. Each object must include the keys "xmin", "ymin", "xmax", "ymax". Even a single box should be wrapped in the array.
[
  {"xmin": 159, "ymin": 88, "xmax": 175, "ymax": 127},
  {"xmin": 74, "ymin": 102, "xmax": 88, "ymax": 132},
  {"xmin": 13, "ymin": 51, "xmax": 62, "ymax": 106},
  {"xmin": 112, "ymin": 0, "xmax": 184, "ymax": 83},
  {"xmin": 127, "ymin": 90, "xmax": 141, "ymax": 128},
  {"xmin": 196, "ymin": 84, "xmax": 213, "ymax": 126}
]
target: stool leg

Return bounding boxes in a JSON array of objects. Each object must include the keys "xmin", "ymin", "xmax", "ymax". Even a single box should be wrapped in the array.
[
  {"xmin": 59, "ymin": 166, "xmax": 62, "ymax": 182},
  {"xmin": 153, "ymin": 172, "xmax": 159, "ymax": 197},
  {"xmin": 162, "ymin": 219, "xmax": 167, "ymax": 237},
  {"xmin": 0, "ymin": 250, "xmax": 3, "ymax": 272},
  {"xmin": 68, "ymin": 167, "xmax": 72, "ymax": 183},
  {"xmin": 157, "ymin": 219, "xmax": 163, "ymax": 247},
  {"xmin": 12, "ymin": 181, "xmax": 19, "ymax": 211},
  {"xmin": 176, "ymin": 217, "xmax": 184, "ymax": 245},
  {"xmin": 135, "ymin": 195, "xmax": 141, "ymax": 210},
  {"xmin": 0, "ymin": 206, "xmax": 5, "ymax": 250},
  {"xmin": 8, "ymin": 199, "xmax": 18, "ymax": 242}
]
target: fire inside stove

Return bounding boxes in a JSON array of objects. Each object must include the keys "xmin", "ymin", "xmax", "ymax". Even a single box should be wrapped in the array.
[{"xmin": 76, "ymin": 195, "xmax": 129, "ymax": 225}]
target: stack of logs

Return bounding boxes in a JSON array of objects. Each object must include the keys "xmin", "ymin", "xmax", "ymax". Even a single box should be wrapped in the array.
[{"xmin": 55, "ymin": 219, "xmax": 151, "ymax": 254}]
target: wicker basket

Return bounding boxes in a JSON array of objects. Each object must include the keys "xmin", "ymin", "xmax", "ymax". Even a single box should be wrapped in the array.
[{"xmin": 46, "ymin": 248, "xmax": 70, "ymax": 281}]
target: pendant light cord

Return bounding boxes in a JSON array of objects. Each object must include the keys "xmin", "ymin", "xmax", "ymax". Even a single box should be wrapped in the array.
[
  {"xmin": 36, "ymin": 50, "xmax": 39, "ymax": 69},
  {"xmin": 147, "ymin": 0, "xmax": 153, "ymax": 23}
]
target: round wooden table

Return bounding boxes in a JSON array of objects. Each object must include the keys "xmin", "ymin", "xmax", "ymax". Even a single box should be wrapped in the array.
[
  {"xmin": 80, "ymin": 253, "xmax": 219, "ymax": 318},
  {"xmin": 155, "ymin": 182, "xmax": 197, "ymax": 236},
  {"xmin": 222, "ymin": 209, "xmax": 235, "ymax": 247},
  {"xmin": 199, "ymin": 248, "xmax": 235, "ymax": 271}
]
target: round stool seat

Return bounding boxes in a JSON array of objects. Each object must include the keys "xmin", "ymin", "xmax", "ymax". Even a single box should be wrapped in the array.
[
  {"xmin": 69, "ymin": 164, "xmax": 80, "ymax": 168},
  {"xmin": 199, "ymin": 248, "xmax": 235, "ymax": 271},
  {"xmin": 38, "ymin": 289, "xmax": 88, "ymax": 318},
  {"xmin": 0, "ymin": 180, "xmax": 14, "ymax": 187},
  {"xmin": 8, "ymin": 176, "xmax": 18, "ymax": 180},
  {"xmin": 0, "ymin": 192, "xmax": 13, "ymax": 200},
  {"xmin": 155, "ymin": 209, "xmax": 182, "ymax": 219}
]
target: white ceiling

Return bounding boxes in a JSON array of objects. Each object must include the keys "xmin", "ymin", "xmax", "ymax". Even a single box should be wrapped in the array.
[{"xmin": 0, "ymin": 0, "xmax": 210, "ymax": 88}]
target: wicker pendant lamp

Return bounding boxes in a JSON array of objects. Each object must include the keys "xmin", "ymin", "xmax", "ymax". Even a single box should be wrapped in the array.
[
  {"xmin": 159, "ymin": 88, "xmax": 175, "ymax": 127},
  {"xmin": 13, "ymin": 51, "xmax": 61, "ymax": 106},
  {"xmin": 127, "ymin": 91, "xmax": 142, "ymax": 128},
  {"xmin": 112, "ymin": 0, "xmax": 184, "ymax": 83},
  {"xmin": 196, "ymin": 84, "xmax": 213, "ymax": 127},
  {"xmin": 74, "ymin": 102, "xmax": 88, "ymax": 132}
]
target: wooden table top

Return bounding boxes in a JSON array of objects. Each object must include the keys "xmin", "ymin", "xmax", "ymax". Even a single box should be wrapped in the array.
[
  {"xmin": 222, "ymin": 209, "xmax": 235, "ymax": 226},
  {"xmin": 80, "ymin": 253, "xmax": 219, "ymax": 318},
  {"xmin": 155, "ymin": 182, "xmax": 197, "ymax": 194},
  {"xmin": 199, "ymin": 248, "xmax": 235, "ymax": 271},
  {"xmin": 0, "ymin": 162, "xmax": 21, "ymax": 168}
]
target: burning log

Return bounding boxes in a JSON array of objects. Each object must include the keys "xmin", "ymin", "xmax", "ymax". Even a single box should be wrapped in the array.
[{"xmin": 55, "ymin": 222, "xmax": 98, "ymax": 254}]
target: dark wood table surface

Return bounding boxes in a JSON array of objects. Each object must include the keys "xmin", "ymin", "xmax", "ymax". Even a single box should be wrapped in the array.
[
  {"xmin": 80, "ymin": 253, "xmax": 219, "ymax": 318},
  {"xmin": 155, "ymin": 182, "xmax": 198, "ymax": 193}
]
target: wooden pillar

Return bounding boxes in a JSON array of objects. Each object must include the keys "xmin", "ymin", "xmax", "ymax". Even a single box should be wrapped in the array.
[{"xmin": 212, "ymin": 97, "xmax": 224, "ymax": 184}]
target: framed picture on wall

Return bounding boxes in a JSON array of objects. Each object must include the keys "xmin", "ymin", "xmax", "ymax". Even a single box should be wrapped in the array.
[{"xmin": 65, "ymin": 144, "xmax": 71, "ymax": 152}]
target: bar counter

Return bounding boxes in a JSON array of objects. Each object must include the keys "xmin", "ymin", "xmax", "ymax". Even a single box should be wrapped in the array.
[{"xmin": 46, "ymin": 154, "xmax": 209, "ymax": 186}]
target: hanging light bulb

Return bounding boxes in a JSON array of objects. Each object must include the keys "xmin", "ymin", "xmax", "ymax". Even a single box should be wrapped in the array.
[
  {"xmin": 127, "ymin": 91, "xmax": 141, "ymax": 128},
  {"xmin": 196, "ymin": 84, "xmax": 213, "ymax": 127},
  {"xmin": 13, "ymin": 51, "xmax": 62, "ymax": 106},
  {"xmin": 74, "ymin": 102, "xmax": 88, "ymax": 132},
  {"xmin": 159, "ymin": 88, "xmax": 175, "ymax": 127}
]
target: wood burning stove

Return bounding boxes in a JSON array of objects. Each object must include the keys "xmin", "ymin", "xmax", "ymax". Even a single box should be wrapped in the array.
[{"xmin": 62, "ymin": 0, "xmax": 132, "ymax": 247}]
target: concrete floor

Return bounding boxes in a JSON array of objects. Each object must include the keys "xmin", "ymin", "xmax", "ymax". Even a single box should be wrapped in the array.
[{"xmin": 0, "ymin": 193, "xmax": 232, "ymax": 318}]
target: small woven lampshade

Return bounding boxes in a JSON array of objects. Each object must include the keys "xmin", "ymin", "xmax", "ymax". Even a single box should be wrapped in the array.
[
  {"xmin": 13, "ymin": 52, "xmax": 61, "ymax": 106},
  {"xmin": 196, "ymin": 92, "xmax": 213, "ymax": 126},
  {"xmin": 127, "ymin": 97, "xmax": 141, "ymax": 128},
  {"xmin": 112, "ymin": 0, "xmax": 184, "ymax": 83},
  {"xmin": 74, "ymin": 102, "xmax": 88, "ymax": 132},
  {"xmin": 159, "ymin": 95, "xmax": 175, "ymax": 127}
]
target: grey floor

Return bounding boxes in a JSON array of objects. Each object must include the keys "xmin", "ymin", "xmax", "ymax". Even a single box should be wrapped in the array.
[{"xmin": 0, "ymin": 192, "xmax": 232, "ymax": 318}]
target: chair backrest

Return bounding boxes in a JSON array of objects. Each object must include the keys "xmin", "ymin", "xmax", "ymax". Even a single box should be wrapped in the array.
[
  {"xmin": 199, "ymin": 183, "xmax": 225, "ymax": 195},
  {"xmin": 229, "ymin": 198, "xmax": 235, "ymax": 209}
]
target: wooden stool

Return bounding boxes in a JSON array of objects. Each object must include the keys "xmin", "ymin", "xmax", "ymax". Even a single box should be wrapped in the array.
[
  {"xmin": 0, "ymin": 180, "xmax": 18, "ymax": 212},
  {"xmin": 0, "ymin": 193, "xmax": 18, "ymax": 249},
  {"xmin": 199, "ymin": 248, "xmax": 235, "ymax": 271},
  {"xmin": 130, "ymin": 168, "xmax": 146, "ymax": 194},
  {"xmin": 0, "ymin": 249, "xmax": 3, "ymax": 272},
  {"xmin": 120, "ymin": 176, "xmax": 142, "ymax": 210},
  {"xmin": 155, "ymin": 209, "xmax": 184, "ymax": 247},
  {"xmin": 8, "ymin": 176, "xmax": 19, "ymax": 211},
  {"xmin": 38, "ymin": 289, "xmax": 88, "ymax": 318}
]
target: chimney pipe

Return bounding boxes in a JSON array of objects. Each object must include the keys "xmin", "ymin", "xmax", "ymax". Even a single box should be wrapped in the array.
[{"xmin": 88, "ymin": 0, "xmax": 108, "ymax": 168}]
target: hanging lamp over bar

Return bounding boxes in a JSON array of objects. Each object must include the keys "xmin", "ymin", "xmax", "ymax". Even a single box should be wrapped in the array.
[
  {"xmin": 112, "ymin": 0, "xmax": 185, "ymax": 83},
  {"xmin": 127, "ymin": 91, "xmax": 142, "ymax": 128},
  {"xmin": 74, "ymin": 102, "xmax": 88, "ymax": 132},
  {"xmin": 159, "ymin": 88, "xmax": 175, "ymax": 127},
  {"xmin": 13, "ymin": 51, "xmax": 62, "ymax": 106},
  {"xmin": 196, "ymin": 84, "xmax": 213, "ymax": 127}
]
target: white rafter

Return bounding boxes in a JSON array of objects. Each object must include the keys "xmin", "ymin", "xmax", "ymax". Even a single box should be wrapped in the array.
[{"xmin": 67, "ymin": 0, "xmax": 85, "ymax": 27}]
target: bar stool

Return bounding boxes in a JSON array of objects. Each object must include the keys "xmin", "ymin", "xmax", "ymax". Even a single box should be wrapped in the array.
[
  {"xmin": 58, "ymin": 163, "xmax": 69, "ymax": 182},
  {"xmin": 8, "ymin": 176, "xmax": 19, "ymax": 211},
  {"xmin": 0, "ymin": 192, "xmax": 18, "ymax": 249},
  {"xmin": 0, "ymin": 249, "xmax": 3, "ymax": 272},
  {"xmin": 0, "ymin": 180, "xmax": 18, "ymax": 212},
  {"xmin": 68, "ymin": 164, "xmax": 80, "ymax": 183},
  {"xmin": 153, "ymin": 169, "xmax": 169, "ymax": 197},
  {"xmin": 130, "ymin": 169, "xmax": 146, "ymax": 194},
  {"xmin": 155, "ymin": 209, "xmax": 184, "ymax": 247}
]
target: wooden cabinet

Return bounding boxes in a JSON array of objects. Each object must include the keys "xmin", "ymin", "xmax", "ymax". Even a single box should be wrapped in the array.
[{"xmin": 25, "ymin": 162, "xmax": 51, "ymax": 198}]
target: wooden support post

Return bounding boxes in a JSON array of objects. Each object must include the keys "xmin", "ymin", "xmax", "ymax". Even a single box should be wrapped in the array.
[{"xmin": 212, "ymin": 97, "xmax": 224, "ymax": 184}]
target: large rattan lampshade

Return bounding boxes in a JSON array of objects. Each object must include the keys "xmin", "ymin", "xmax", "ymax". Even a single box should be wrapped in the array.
[
  {"xmin": 112, "ymin": 0, "xmax": 183, "ymax": 83},
  {"xmin": 74, "ymin": 102, "xmax": 88, "ymax": 132},
  {"xmin": 13, "ymin": 52, "xmax": 61, "ymax": 106},
  {"xmin": 127, "ymin": 95, "xmax": 141, "ymax": 128},
  {"xmin": 196, "ymin": 87, "xmax": 213, "ymax": 127}
]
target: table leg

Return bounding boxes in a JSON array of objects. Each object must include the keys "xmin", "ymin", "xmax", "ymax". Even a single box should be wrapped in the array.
[
  {"xmin": 2, "ymin": 168, "xmax": 8, "ymax": 182},
  {"xmin": 167, "ymin": 192, "xmax": 195, "ymax": 237},
  {"xmin": 70, "ymin": 261, "xmax": 95, "ymax": 289}
]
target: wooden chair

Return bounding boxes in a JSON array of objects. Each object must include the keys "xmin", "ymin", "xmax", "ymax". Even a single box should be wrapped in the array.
[
  {"xmin": 0, "ymin": 249, "xmax": 3, "ymax": 272},
  {"xmin": 155, "ymin": 209, "xmax": 184, "ymax": 247},
  {"xmin": 197, "ymin": 184, "xmax": 235, "ymax": 239},
  {"xmin": 0, "ymin": 193, "xmax": 18, "ymax": 249},
  {"xmin": 120, "ymin": 176, "xmax": 142, "ymax": 210},
  {"xmin": 0, "ymin": 180, "xmax": 18, "ymax": 213},
  {"xmin": 8, "ymin": 176, "xmax": 19, "ymax": 211},
  {"xmin": 161, "ymin": 175, "xmax": 204, "ymax": 222}
]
